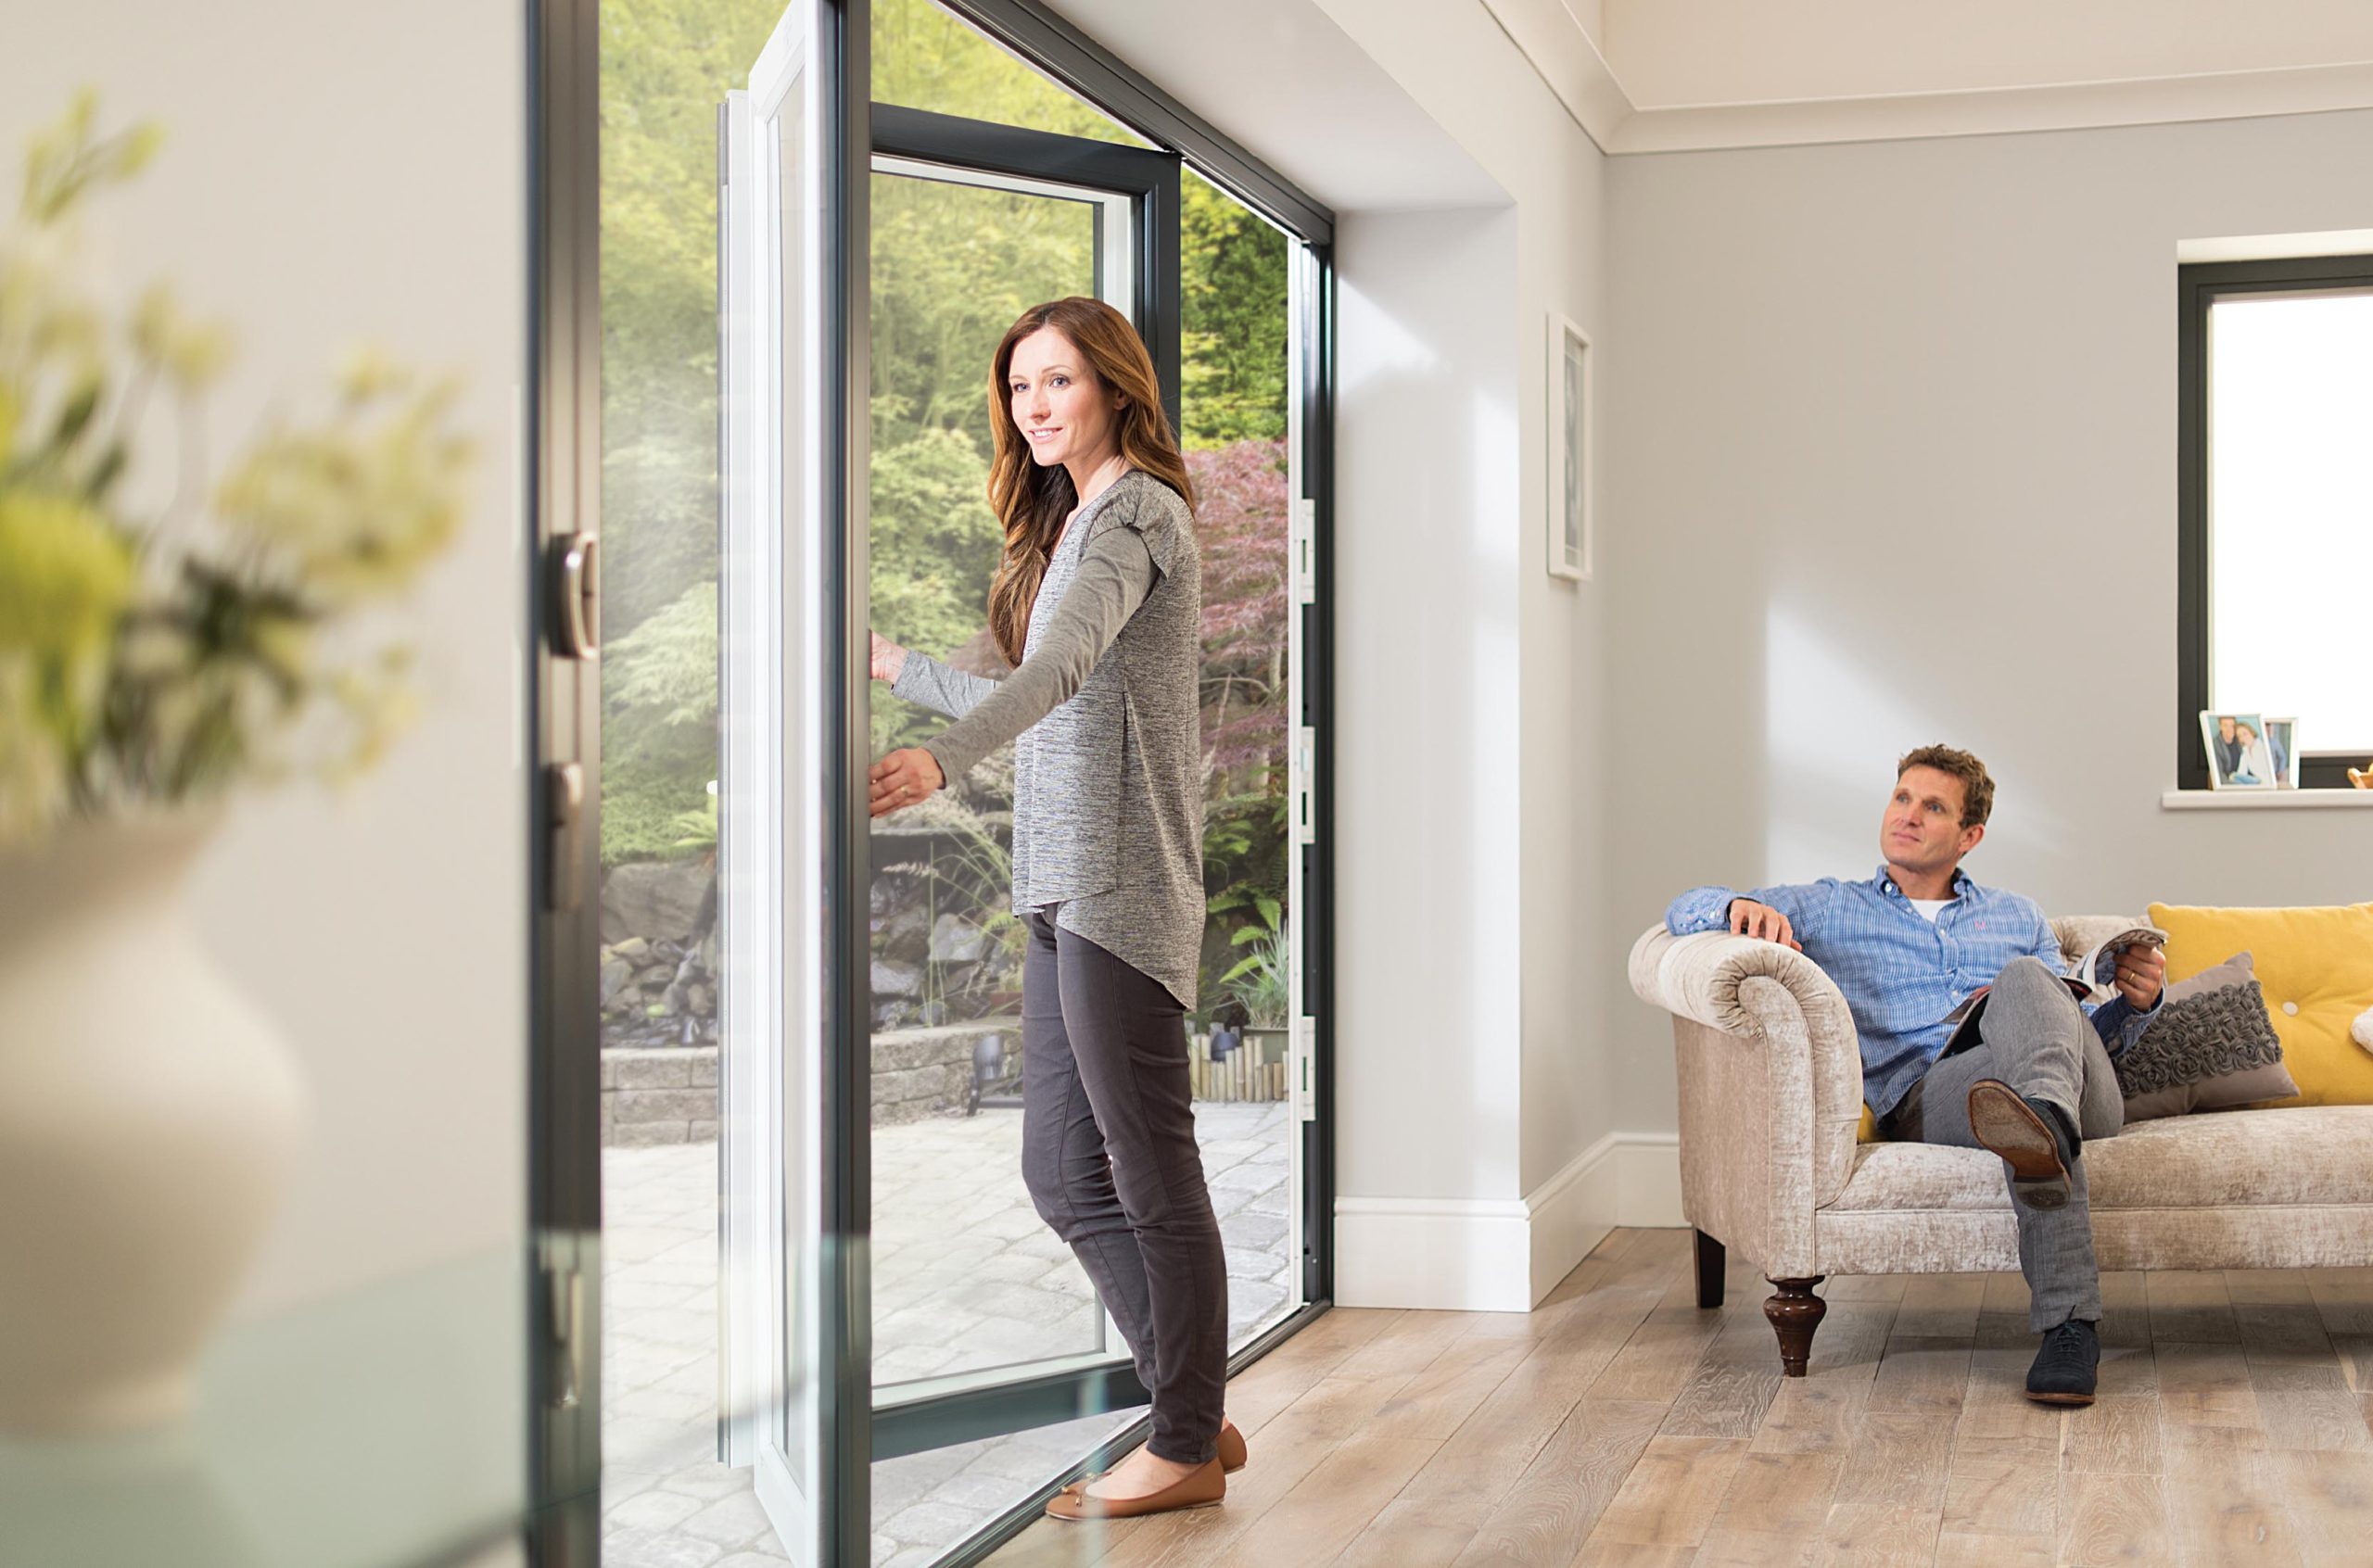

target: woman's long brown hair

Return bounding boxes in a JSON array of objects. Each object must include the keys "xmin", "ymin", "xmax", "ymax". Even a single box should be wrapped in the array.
[{"xmin": 984, "ymin": 298, "xmax": 1194, "ymax": 666}]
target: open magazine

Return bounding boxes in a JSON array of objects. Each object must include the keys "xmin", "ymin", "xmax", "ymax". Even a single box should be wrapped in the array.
[{"xmin": 1937, "ymin": 923, "xmax": 2168, "ymax": 1056}]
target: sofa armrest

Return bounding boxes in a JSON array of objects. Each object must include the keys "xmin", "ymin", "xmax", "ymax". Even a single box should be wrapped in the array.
[
  {"xmin": 1629, "ymin": 926, "xmax": 1868, "ymax": 1278},
  {"xmin": 1629, "ymin": 926, "xmax": 1859, "ymax": 1045}
]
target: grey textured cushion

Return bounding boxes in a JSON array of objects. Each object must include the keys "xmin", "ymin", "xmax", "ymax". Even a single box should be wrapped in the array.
[{"xmin": 2116, "ymin": 951, "xmax": 2298, "ymax": 1121}]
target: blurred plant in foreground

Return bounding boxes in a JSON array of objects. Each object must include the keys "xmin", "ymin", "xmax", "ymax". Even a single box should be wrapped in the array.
[{"xmin": 0, "ymin": 94, "xmax": 472, "ymax": 851}]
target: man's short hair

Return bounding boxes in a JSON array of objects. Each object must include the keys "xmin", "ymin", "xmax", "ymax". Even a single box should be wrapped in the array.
[{"xmin": 1897, "ymin": 744, "xmax": 1994, "ymax": 828}]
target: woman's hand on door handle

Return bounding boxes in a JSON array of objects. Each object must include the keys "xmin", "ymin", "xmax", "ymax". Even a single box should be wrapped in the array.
[{"xmin": 869, "ymin": 747, "xmax": 945, "ymax": 818}]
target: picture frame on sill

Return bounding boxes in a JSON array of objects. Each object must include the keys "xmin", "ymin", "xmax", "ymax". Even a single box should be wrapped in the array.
[
  {"xmin": 2199, "ymin": 709, "xmax": 2278, "ymax": 790},
  {"xmin": 1547, "ymin": 311, "xmax": 1592, "ymax": 582},
  {"xmin": 2263, "ymin": 716, "xmax": 2300, "ymax": 789}
]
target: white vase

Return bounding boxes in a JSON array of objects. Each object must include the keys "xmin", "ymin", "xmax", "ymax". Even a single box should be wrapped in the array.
[{"xmin": 0, "ymin": 815, "xmax": 305, "ymax": 1435}]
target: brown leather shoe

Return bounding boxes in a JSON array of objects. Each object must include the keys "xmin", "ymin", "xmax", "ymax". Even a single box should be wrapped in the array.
[
  {"xmin": 1059, "ymin": 1421, "xmax": 1246, "ymax": 1498},
  {"xmin": 1046, "ymin": 1457, "xmax": 1224, "ymax": 1521},
  {"xmin": 1217, "ymin": 1419, "xmax": 1248, "ymax": 1474},
  {"xmin": 1966, "ymin": 1081, "xmax": 2070, "ymax": 1210}
]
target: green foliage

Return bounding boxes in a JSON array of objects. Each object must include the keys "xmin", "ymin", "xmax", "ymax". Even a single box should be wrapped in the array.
[
  {"xmin": 670, "ymin": 790, "xmax": 717, "ymax": 854},
  {"xmin": 868, "ymin": 415, "xmax": 1003, "ymax": 753},
  {"xmin": 1218, "ymin": 900, "xmax": 1290, "ymax": 1028},
  {"xmin": 1203, "ymin": 783, "xmax": 1285, "ymax": 917},
  {"xmin": 599, "ymin": 0, "xmax": 782, "ymax": 641},
  {"xmin": 598, "ymin": 0, "xmax": 780, "ymax": 865},
  {"xmin": 874, "ymin": 0, "xmax": 1148, "ymax": 145},
  {"xmin": 1180, "ymin": 170, "xmax": 1288, "ymax": 449},
  {"xmin": 602, "ymin": 582, "xmax": 718, "ymax": 865},
  {"xmin": 870, "ymin": 177, "xmax": 1094, "ymax": 456},
  {"xmin": 599, "ymin": 0, "xmax": 1293, "ymax": 879},
  {"xmin": 0, "ymin": 95, "xmax": 471, "ymax": 848}
]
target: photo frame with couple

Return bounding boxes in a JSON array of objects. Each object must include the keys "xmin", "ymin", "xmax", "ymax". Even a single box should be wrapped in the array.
[{"xmin": 2198, "ymin": 710, "xmax": 2298, "ymax": 790}]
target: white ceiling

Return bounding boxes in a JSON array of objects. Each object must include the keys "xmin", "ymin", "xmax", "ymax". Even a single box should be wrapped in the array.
[
  {"xmin": 1491, "ymin": 0, "xmax": 2373, "ymax": 152},
  {"xmin": 1600, "ymin": 0, "xmax": 2373, "ymax": 107},
  {"xmin": 1046, "ymin": 0, "xmax": 1503, "ymax": 212}
]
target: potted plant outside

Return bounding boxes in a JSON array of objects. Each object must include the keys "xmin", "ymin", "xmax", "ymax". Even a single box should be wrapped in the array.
[{"xmin": 1218, "ymin": 904, "xmax": 1292, "ymax": 1074}]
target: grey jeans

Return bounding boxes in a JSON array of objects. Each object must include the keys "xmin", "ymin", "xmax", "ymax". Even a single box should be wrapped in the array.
[
  {"xmin": 1020, "ymin": 911, "xmax": 1226, "ymax": 1464},
  {"xmin": 1881, "ymin": 956, "xmax": 2126, "ymax": 1330}
]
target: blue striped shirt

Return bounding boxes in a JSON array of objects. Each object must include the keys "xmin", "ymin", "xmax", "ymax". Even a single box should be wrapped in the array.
[{"xmin": 1665, "ymin": 867, "xmax": 2160, "ymax": 1117}]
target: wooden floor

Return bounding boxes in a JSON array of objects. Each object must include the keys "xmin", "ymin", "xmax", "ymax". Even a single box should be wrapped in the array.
[{"xmin": 985, "ymin": 1228, "xmax": 2373, "ymax": 1568}]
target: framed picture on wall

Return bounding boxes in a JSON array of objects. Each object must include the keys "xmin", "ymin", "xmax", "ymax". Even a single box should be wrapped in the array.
[
  {"xmin": 1547, "ymin": 312, "xmax": 1592, "ymax": 582},
  {"xmin": 2263, "ymin": 716, "xmax": 2300, "ymax": 788},
  {"xmin": 2198, "ymin": 709, "xmax": 2278, "ymax": 790}
]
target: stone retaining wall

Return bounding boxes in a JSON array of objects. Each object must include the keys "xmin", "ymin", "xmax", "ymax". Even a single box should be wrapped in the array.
[
  {"xmin": 601, "ymin": 1022, "xmax": 1021, "ymax": 1145},
  {"xmin": 602, "ymin": 1046, "xmax": 719, "ymax": 1146},
  {"xmin": 872, "ymin": 1023, "xmax": 1017, "ymax": 1126}
]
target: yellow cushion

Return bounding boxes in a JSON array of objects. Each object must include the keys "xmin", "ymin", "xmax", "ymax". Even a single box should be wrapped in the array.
[
  {"xmin": 2146, "ymin": 903, "xmax": 2373, "ymax": 1107},
  {"xmin": 1857, "ymin": 1105, "xmax": 1881, "ymax": 1143}
]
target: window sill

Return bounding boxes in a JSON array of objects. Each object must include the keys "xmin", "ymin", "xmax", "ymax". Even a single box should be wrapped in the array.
[{"xmin": 2161, "ymin": 789, "xmax": 2373, "ymax": 811}]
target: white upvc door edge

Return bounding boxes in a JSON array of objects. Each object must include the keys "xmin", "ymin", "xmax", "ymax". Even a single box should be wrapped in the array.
[{"xmin": 719, "ymin": 6, "xmax": 825, "ymax": 1561}]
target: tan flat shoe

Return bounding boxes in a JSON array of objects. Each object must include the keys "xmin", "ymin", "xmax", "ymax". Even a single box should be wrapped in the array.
[
  {"xmin": 1058, "ymin": 1421, "xmax": 1246, "ymax": 1498},
  {"xmin": 1046, "ymin": 1458, "xmax": 1225, "ymax": 1521},
  {"xmin": 1217, "ymin": 1419, "xmax": 1248, "ymax": 1474}
]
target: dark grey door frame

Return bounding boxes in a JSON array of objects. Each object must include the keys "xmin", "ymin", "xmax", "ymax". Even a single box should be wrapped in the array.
[
  {"xmin": 821, "ymin": 1, "xmax": 879, "ymax": 1562},
  {"xmin": 864, "ymin": 98, "xmax": 1180, "ymax": 1466},
  {"xmin": 861, "ymin": 12, "xmax": 1343, "ymax": 1558},
  {"xmin": 527, "ymin": 0, "xmax": 1337, "ymax": 1560},
  {"xmin": 870, "ymin": 102, "xmax": 1183, "ymax": 436},
  {"xmin": 527, "ymin": 0, "xmax": 603, "ymax": 1562}
]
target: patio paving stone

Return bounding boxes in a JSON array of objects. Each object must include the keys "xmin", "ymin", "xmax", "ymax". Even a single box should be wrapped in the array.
[{"xmin": 603, "ymin": 1099, "xmax": 1294, "ymax": 1565}]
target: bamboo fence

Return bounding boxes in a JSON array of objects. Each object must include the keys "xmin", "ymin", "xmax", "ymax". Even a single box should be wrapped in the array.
[{"xmin": 1187, "ymin": 1031, "xmax": 1288, "ymax": 1103}]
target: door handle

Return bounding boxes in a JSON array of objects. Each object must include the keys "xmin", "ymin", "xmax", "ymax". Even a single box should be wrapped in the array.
[
  {"xmin": 546, "ymin": 762, "xmax": 585, "ymax": 914},
  {"xmin": 553, "ymin": 533, "xmax": 601, "ymax": 658},
  {"xmin": 547, "ymin": 1258, "xmax": 584, "ymax": 1410}
]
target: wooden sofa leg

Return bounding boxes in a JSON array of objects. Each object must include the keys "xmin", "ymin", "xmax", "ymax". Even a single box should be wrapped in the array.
[
  {"xmin": 1693, "ymin": 1230, "xmax": 1725, "ymax": 1309},
  {"xmin": 1764, "ymin": 1277, "xmax": 1827, "ymax": 1377}
]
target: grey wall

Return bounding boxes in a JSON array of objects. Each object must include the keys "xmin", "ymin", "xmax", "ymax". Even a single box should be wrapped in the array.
[
  {"xmin": 1313, "ymin": 0, "xmax": 1620, "ymax": 1208},
  {"xmin": 1336, "ymin": 205, "xmax": 1528, "ymax": 1213},
  {"xmin": 1605, "ymin": 108, "xmax": 2373, "ymax": 1132},
  {"xmin": 4, "ymin": 0, "xmax": 529, "ymax": 1314}
]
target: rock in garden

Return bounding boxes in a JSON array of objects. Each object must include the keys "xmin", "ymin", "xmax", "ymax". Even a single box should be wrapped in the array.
[
  {"xmin": 871, "ymin": 957, "xmax": 925, "ymax": 998},
  {"xmin": 929, "ymin": 914, "xmax": 990, "ymax": 963},
  {"xmin": 599, "ymin": 861, "xmax": 712, "ymax": 945},
  {"xmin": 878, "ymin": 901, "xmax": 931, "ymax": 964}
]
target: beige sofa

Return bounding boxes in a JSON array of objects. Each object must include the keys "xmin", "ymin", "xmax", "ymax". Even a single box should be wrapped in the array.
[{"xmin": 1627, "ymin": 916, "xmax": 2373, "ymax": 1374}]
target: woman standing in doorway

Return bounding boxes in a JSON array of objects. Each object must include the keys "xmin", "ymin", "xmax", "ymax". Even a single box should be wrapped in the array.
[{"xmin": 868, "ymin": 297, "xmax": 1241, "ymax": 1520}]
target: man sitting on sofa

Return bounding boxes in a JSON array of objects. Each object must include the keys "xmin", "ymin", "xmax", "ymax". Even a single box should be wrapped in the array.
[{"xmin": 1663, "ymin": 745, "xmax": 2164, "ymax": 1406}]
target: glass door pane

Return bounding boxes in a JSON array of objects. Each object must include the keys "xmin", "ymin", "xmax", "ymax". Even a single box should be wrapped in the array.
[
  {"xmin": 1179, "ymin": 169, "xmax": 1302, "ymax": 1353},
  {"xmin": 868, "ymin": 161, "xmax": 1131, "ymax": 1398}
]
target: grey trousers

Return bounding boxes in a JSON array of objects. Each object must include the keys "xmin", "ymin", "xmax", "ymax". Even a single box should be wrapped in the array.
[
  {"xmin": 1882, "ymin": 956, "xmax": 2126, "ymax": 1330},
  {"xmin": 1019, "ymin": 911, "xmax": 1226, "ymax": 1464}
]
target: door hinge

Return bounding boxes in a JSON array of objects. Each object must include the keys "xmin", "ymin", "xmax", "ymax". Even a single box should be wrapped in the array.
[
  {"xmin": 1290, "ymin": 497, "xmax": 1316, "ymax": 606},
  {"xmin": 1293, "ymin": 1017, "xmax": 1313, "ymax": 1122},
  {"xmin": 1291, "ymin": 725, "xmax": 1317, "ymax": 847}
]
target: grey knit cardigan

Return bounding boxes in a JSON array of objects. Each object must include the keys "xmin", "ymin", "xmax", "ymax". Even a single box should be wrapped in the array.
[{"xmin": 893, "ymin": 469, "xmax": 1204, "ymax": 1010}]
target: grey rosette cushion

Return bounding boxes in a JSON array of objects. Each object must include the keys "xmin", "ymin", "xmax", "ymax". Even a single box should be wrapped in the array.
[{"xmin": 2115, "ymin": 951, "xmax": 2299, "ymax": 1121}]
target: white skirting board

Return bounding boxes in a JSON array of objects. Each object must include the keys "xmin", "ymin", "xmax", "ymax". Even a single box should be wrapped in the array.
[{"xmin": 1333, "ymin": 1131, "xmax": 1683, "ymax": 1312}]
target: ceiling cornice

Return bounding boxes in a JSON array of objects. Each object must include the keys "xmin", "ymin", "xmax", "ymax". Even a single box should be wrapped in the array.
[
  {"xmin": 1482, "ymin": 0, "xmax": 2373, "ymax": 156},
  {"xmin": 1482, "ymin": 0, "xmax": 1631, "ymax": 149}
]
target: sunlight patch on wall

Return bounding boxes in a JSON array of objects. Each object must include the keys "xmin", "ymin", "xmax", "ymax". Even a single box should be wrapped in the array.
[{"xmin": 1761, "ymin": 601, "xmax": 1935, "ymax": 882}]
